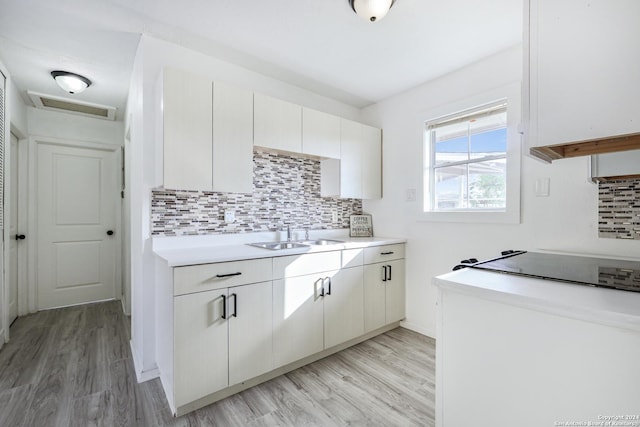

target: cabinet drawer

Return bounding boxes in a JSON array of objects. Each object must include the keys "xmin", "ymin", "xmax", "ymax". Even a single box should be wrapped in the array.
[
  {"xmin": 364, "ymin": 244, "xmax": 405, "ymax": 265},
  {"xmin": 342, "ymin": 249, "xmax": 364, "ymax": 268},
  {"xmin": 273, "ymin": 251, "xmax": 342, "ymax": 279},
  {"xmin": 174, "ymin": 258, "xmax": 272, "ymax": 296}
]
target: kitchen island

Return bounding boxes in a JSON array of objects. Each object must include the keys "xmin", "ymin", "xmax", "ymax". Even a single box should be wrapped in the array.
[{"xmin": 433, "ymin": 266, "xmax": 640, "ymax": 427}]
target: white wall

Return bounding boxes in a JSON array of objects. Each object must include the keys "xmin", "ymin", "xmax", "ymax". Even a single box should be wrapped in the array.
[
  {"xmin": 127, "ymin": 35, "xmax": 364, "ymax": 381},
  {"xmin": 362, "ymin": 45, "xmax": 640, "ymax": 338},
  {"xmin": 9, "ymin": 79, "xmax": 27, "ymax": 137}
]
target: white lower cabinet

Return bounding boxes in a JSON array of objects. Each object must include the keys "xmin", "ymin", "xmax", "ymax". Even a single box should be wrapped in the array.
[
  {"xmin": 363, "ymin": 248, "xmax": 406, "ymax": 333},
  {"xmin": 324, "ymin": 266, "xmax": 364, "ymax": 349},
  {"xmin": 174, "ymin": 280, "xmax": 273, "ymax": 408},
  {"xmin": 165, "ymin": 243, "xmax": 404, "ymax": 415},
  {"xmin": 273, "ymin": 274, "xmax": 325, "ymax": 367},
  {"xmin": 273, "ymin": 265, "xmax": 365, "ymax": 368}
]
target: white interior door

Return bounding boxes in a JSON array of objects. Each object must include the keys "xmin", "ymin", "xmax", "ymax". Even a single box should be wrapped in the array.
[
  {"xmin": 37, "ymin": 142, "xmax": 117, "ymax": 310},
  {"xmin": 8, "ymin": 133, "xmax": 19, "ymax": 323}
]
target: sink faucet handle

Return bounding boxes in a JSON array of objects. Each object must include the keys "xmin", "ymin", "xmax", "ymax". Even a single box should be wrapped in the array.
[{"xmin": 305, "ymin": 228, "xmax": 309, "ymax": 240}]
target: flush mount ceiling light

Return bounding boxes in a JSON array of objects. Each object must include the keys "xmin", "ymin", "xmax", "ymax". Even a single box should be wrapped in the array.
[
  {"xmin": 349, "ymin": 0, "xmax": 395, "ymax": 22},
  {"xmin": 51, "ymin": 70, "xmax": 92, "ymax": 94}
]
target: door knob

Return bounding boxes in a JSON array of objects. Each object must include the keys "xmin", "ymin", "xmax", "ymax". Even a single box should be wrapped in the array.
[
  {"xmin": 107, "ymin": 230, "xmax": 114, "ymax": 236},
  {"xmin": 15, "ymin": 234, "xmax": 26, "ymax": 240}
]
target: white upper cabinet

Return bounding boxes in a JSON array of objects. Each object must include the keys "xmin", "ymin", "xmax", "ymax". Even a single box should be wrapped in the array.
[
  {"xmin": 162, "ymin": 68, "xmax": 254, "ymax": 193},
  {"xmin": 254, "ymin": 93, "xmax": 302, "ymax": 153},
  {"xmin": 162, "ymin": 67, "xmax": 213, "ymax": 191},
  {"xmin": 302, "ymin": 107, "xmax": 341, "ymax": 158},
  {"xmin": 212, "ymin": 81, "xmax": 254, "ymax": 193},
  {"xmin": 336, "ymin": 119, "xmax": 382, "ymax": 200},
  {"xmin": 361, "ymin": 123, "xmax": 382, "ymax": 200},
  {"xmin": 339, "ymin": 119, "xmax": 363, "ymax": 199},
  {"xmin": 527, "ymin": 0, "xmax": 640, "ymax": 153}
]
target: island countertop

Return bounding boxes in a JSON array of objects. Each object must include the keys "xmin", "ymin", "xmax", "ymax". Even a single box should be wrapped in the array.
[{"xmin": 434, "ymin": 267, "xmax": 640, "ymax": 332}]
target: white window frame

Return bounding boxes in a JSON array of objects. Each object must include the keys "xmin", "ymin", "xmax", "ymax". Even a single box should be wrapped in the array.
[{"xmin": 420, "ymin": 83, "xmax": 521, "ymax": 224}]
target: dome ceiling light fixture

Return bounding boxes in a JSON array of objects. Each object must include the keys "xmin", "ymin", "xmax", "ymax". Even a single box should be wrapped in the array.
[
  {"xmin": 348, "ymin": 0, "xmax": 395, "ymax": 22},
  {"xmin": 51, "ymin": 70, "xmax": 92, "ymax": 94}
]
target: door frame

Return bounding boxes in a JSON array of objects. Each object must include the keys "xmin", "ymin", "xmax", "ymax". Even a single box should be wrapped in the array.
[
  {"xmin": 27, "ymin": 136, "xmax": 122, "ymax": 313},
  {"xmin": 4, "ymin": 132, "xmax": 29, "ymax": 324}
]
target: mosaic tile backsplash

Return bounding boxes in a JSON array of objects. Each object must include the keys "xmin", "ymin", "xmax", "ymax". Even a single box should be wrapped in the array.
[
  {"xmin": 151, "ymin": 149, "xmax": 362, "ymax": 236},
  {"xmin": 598, "ymin": 179, "xmax": 640, "ymax": 240}
]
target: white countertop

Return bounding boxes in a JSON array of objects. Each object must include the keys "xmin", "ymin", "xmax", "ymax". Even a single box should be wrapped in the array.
[
  {"xmin": 434, "ymin": 267, "xmax": 640, "ymax": 332},
  {"xmin": 153, "ymin": 232, "xmax": 406, "ymax": 267}
]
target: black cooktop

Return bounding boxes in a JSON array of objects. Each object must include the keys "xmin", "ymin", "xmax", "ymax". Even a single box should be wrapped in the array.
[{"xmin": 465, "ymin": 251, "xmax": 640, "ymax": 293}]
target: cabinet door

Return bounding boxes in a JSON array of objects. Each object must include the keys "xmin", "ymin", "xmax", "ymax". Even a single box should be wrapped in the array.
[
  {"xmin": 385, "ymin": 259, "xmax": 406, "ymax": 324},
  {"xmin": 273, "ymin": 275, "xmax": 324, "ymax": 367},
  {"xmin": 340, "ymin": 119, "xmax": 363, "ymax": 198},
  {"xmin": 174, "ymin": 288, "xmax": 228, "ymax": 407},
  {"xmin": 361, "ymin": 124, "xmax": 382, "ymax": 200},
  {"xmin": 228, "ymin": 281, "xmax": 273, "ymax": 385},
  {"xmin": 339, "ymin": 119, "xmax": 382, "ymax": 199},
  {"xmin": 163, "ymin": 68, "xmax": 213, "ymax": 191},
  {"xmin": 529, "ymin": 0, "xmax": 640, "ymax": 148},
  {"xmin": 363, "ymin": 263, "xmax": 386, "ymax": 333},
  {"xmin": 324, "ymin": 267, "xmax": 364, "ymax": 349},
  {"xmin": 254, "ymin": 93, "xmax": 302, "ymax": 153},
  {"xmin": 302, "ymin": 107, "xmax": 341, "ymax": 158},
  {"xmin": 212, "ymin": 81, "xmax": 254, "ymax": 193},
  {"xmin": 340, "ymin": 119, "xmax": 362, "ymax": 199}
]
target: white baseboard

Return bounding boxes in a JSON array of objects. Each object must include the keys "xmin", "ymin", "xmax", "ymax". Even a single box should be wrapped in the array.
[
  {"xmin": 400, "ymin": 320, "xmax": 435, "ymax": 339},
  {"xmin": 130, "ymin": 340, "xmax": 160, "ymax": 383},
  {"xmin": 120, "ymin": 298, "xmax": 131, "ymax": 317}
]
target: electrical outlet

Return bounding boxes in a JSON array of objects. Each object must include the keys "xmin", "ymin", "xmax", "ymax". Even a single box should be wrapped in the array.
[
  {"xmin": 224, "ymin": 210, "xmax": 235, "ymax": 223},
  {"xmin": 331, "ymin": 211, "xmax": 339, "ymax": 223},
  {"xmin": 406, "ymin": 188, "xmax": 417, "ymax": 202}
]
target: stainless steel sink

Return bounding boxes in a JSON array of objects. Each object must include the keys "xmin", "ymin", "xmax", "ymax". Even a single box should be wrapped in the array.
[
  {"xmin": 248, "ymin": 239, "xmax": 344, "ymax": 250},
  {"xmin": 248, "ymin": 241, "xmax": 308, "ymax": 250},
  {"xmin": 300, "ymin": 239, "xmax": 345, "ymax": 246}
]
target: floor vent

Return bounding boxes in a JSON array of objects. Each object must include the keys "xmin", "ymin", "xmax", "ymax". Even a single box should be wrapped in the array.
[{"xmin": 28, "ymin": 91, "xmax": 116, "ymax": 121}]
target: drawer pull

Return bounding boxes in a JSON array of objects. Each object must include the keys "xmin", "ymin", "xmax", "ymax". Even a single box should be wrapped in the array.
[
  {"xmin": 216, "ymin": 272, "xmax": 242, "ymax": 278},
  {"xmin": 381, "ymin": 251, "xmax": 394, "ymax": 255}
]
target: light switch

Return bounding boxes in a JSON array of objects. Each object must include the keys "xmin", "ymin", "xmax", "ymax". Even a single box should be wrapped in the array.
[
  {"xmin": 406, "ymin": 188, "xmax": 417, "ymax": 202},
  {"xmin": 535, "ymin": 178, "xmax": 550, "ymax": 197}
]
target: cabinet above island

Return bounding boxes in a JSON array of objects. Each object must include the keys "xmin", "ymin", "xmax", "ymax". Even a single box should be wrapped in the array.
[{"xmin": 525, "ymin": 0, "xmax": 640, "ymax": 161}]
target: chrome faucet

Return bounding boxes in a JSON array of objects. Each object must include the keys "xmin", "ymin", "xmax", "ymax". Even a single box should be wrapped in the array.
[{"xmin": 287, "ymin": 224, "xmax": 292, "ymax": 242}]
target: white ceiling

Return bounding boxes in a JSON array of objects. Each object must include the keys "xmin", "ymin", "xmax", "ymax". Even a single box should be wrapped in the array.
[{"xmin": 0, "ymin": 0, "xmax": 523, "ymax": 121}]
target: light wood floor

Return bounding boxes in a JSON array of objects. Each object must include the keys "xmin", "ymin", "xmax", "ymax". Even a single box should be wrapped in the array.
[{"xmin": 0, "ymin": 301, "xmax": 435, "ymax": 426}]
